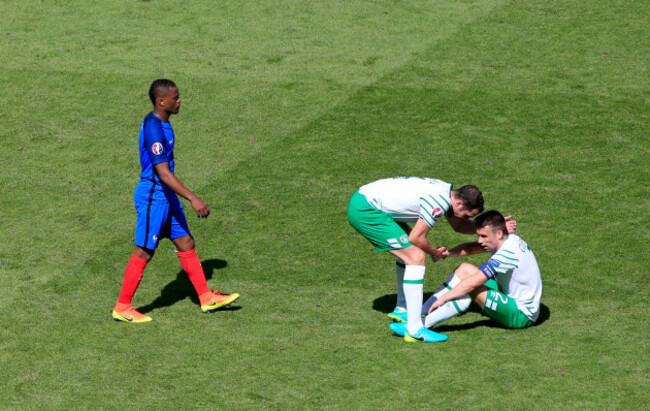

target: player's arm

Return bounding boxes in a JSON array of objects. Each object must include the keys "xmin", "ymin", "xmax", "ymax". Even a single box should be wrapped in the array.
[
  {"xmin": 153, "ymin": 162, "xmax": 210, "ymax": 218},
  {"xmin": 445, "ymin": 214, "xmax": 476, "ymax": 234},
  {"xmin": 446, "ymin": 241, "xmax": 485, "ymax": 258},
  {"xmin": 447, "ymin": 214, "xmax": 517, "ymax": 234},
  {"xmin": 409, "ymin": 218, "xmax": 447, "ymax": 260},
  {"xmin": 428, "ymin": 267, "xmax": 486, "ymax": 313}
]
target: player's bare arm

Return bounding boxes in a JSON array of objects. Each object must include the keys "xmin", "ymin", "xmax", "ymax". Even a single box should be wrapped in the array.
[
  {"xmin": 447, "ymin": 213, "xmax": 517, "ymax": 234},
  {"xmin": 409, "ymin": 218, "xmax": 447, "ymax": 260},
  {"xmin": 153, "ymin": 162, "xmax": 210, "ymax": 218},
  {"xmin": 446, "ymin": 241, "xmax": 485, "ymax": 258},
  {"xmin": 445, "ymin": 214, "xmax": 476, "ymax": 234},
  {"xmin": 428, "ymin": 269, "xmax": 485, "ymax": 313}
]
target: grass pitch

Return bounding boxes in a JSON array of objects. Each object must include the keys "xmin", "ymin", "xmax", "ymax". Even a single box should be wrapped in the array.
[{"xmin": 0, "ymin": 0, "xmax": 648, "ymax": 409}]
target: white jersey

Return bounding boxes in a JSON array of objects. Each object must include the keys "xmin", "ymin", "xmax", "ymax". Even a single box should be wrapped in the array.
[
  {"xmin": 480, "ymin": 234, "xmax": 543, "ymax": 321},
  {"xmin": 358, "ymin": 177, "xmax": 452, "ymax": 227}
]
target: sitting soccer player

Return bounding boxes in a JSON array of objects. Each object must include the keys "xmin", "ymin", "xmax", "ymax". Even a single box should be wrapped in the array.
[{"xmin": 389, "ymin": 210, "xmax": 542, "ymax": 339}]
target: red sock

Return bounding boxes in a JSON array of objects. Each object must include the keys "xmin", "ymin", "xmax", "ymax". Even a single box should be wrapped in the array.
[
  {"xmin": 117, "ymin": 254, "xmax": 148, "ymax": 305},
  {"xmin": 177, "ymin": 249, "xmax": 211, "ymax": 298}
]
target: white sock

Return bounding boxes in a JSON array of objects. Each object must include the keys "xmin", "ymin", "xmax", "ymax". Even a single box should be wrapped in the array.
[
  {"xmin": 422, "ymin": 272, "xmax": 461, "ymax": 315},
  {"xmin": 403, "ymin": 265, "xmax": 426, "ymax": 334},
  {"xmin": 423, "ymin": 294, "xmax": 471, "ymax": 328},
  {"xmin": 395, "ymin": 258, "xmax": 406, "ymax": 311}
]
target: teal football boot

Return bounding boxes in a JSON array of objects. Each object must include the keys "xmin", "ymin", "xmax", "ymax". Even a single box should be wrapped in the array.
[
  {"xmin": 389, "ymin": 322, "xmax": 407, "ymax": 336},
  {"xmin": 404, "ymin": 327, "xmax": 448, "ymax": 343},
  {"xmin": 387, "ymin": 308, "xmax": 408, "ymax": 322}
]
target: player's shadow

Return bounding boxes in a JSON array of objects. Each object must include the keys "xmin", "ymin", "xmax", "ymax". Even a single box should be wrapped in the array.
[
  {"xmin": 139, "ymin": 258, "xmax": 240, "ymax": 314},
  {"xmin": 373, "ymin": 294, "xmax": 551, "ymax": 331},
  {"xmin": 435, "ymin": 303, "xmax": 551, "ymax": 331}
]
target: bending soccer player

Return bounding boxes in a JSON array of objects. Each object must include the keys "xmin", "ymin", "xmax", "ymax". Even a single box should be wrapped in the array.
[
  {"xmin": 390, "ymin": 210, "xmax": 542, "ymax": 339},
  {"xmin": 112, "ymin": 79, "xmax": 239, "ymax": 323},
  {"xmin": 348, "ymin": 177, "xmax": 486, "ymax": 343}
]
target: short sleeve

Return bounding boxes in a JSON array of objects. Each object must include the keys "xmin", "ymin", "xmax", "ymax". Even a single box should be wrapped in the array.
[
  {"xmin": 142, "ymin": 120, "xmax": 168, "ymax": 165},
  {"xmin": 419, "ymin": 194, "xmax": 447, "ymax": 227},
  {"xmin": 481, "ymin": 249, "xmax": 519, "ymax": 279}
]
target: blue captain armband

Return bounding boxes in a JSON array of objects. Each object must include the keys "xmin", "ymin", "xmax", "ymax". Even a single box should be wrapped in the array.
[{"xmin": 479, "ymin": 260, "xmax": 498, "ymax": 279}]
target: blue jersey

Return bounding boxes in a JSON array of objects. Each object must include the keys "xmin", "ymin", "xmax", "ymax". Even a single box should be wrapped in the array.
[{"xmin": 134, "ymin": 112, "xmax": 176, "ymax": 202}]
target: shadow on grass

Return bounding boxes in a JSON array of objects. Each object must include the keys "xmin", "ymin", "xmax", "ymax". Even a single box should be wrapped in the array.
[
  {"xmin": 373, "ymin": 294, "xmax": 551, "ymax": 330},
  {"xmin": 372, "ymin": 293, "xmax": 438, "ymax": 314},
  {"xmin": 139, "ymin": 258, "xmax": 241, "ymax": 314}
]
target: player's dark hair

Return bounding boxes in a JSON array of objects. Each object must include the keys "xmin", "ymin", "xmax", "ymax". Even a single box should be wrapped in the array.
[
  {"xmin": 149, "ymin": 79, "xmax": 176, "ymax": 106},
  {"xmin": 454, "ymin": 185, "xmax": 484, "ymax": 212},
  {"xmin": 475, "ymin": 210, "xmax": 507, "ymax": 234}
]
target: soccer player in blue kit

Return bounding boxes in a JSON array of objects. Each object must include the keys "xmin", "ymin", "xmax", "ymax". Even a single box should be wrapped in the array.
[{"xmin": 112, "ymin": 79, "xmax": 239, "ymax": 323}]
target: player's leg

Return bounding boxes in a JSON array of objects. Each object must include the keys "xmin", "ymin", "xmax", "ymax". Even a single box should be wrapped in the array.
[
  {"xmin": 113, "ymin": 246, "xmax": 155, "ymax": 323},
  {"xmin": 478, "ymin": 281, "xmax": 534, "ymax": 329},
  {"xmin": 387, "ymin": 258, "xmax": 407, "ymax": 319},
  {"xmin": 469, "ymin": 280, "xmax": 490, "ymax": 309},
  {"xmin": 117, "ymin": 246, "xmax": 154, "ymax": 304},
  {"xmin": 422, "ymin": 272, "xmax": 461, "ymax": 314},
  {"xmin": 391, "ymin": 222, "xmax": 412, "ymax": 314},
  {"xmin": 172, "ymin": 234, "xmax": 210, "ymax": 300},
  {"xmin": 422, "ymin": 263, "xmax": 476, "ymax": 329},
  {"xmin": 389, "ymin": 246, "xmax": 427, "ymax": 331},
  {"xmin": 389, "ymin": 246, "xmax": 447, "ymax": 342},
  {"xmin": 113, "ymin": 199, "xmax": 168, "ymax": 323},
  {"xmin": 348, "ymin": 192, "xmax": 411, "ymax": 316},
  {"xmin": 422, "ymin": 262, "xmax": 476, "ymax": 314},
  {"xmin": 169, "ymin": 198, "xmax": 239, "ymax": 313},
  {"xmin": 168, "ymin": 197, "xmax": 209, "ymax": 297}
]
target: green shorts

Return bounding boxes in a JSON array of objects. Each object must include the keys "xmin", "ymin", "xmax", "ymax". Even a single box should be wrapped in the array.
[
  {"xmin": 481, "ymin": 279, "xmax": 534, "ymax": 329},
  {"xmin": 347, "ymin": 191, "xmax": 413, "ymax": 252}
]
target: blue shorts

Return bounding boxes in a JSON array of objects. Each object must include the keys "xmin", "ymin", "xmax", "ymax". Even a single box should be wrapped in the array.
[{"xmin": 134, "ymin": 190, "xmax": 191, "ymax": 249}]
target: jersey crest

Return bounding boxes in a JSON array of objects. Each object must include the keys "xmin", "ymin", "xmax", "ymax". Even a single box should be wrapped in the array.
[{"xmin": 152, "ymin": 142, "xmax": 164, "ymax": 155}]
